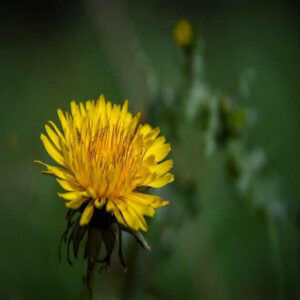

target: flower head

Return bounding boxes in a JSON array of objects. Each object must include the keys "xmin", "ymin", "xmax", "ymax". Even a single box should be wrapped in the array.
[
  {"xmin": 173, "ymin": 18, "xmax": 193, "ymax": 48},
  {"xmin": 36, "ymin": 95, "xmax": 173, "ymax": 232}
]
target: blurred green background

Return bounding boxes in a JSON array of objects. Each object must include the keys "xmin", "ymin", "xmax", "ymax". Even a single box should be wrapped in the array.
[{"xmin": 1, "ymin": 0, "xmax": 299, "ymax": 299}]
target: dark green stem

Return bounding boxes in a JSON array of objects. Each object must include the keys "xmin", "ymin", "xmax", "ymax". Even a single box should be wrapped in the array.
[
  {"xmin": 267, "ymin": 214, "xmax": 284, "ymax": 300},
  {"xmin": 82, "ymin": 228, "xmax": 102, "ymax": 300}
]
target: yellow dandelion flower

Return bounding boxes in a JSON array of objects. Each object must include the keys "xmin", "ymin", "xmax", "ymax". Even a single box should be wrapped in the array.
[
  {"xmin": 35, "ymin": 95, "xmax": 174, "ymax": 232},
  {"xmin": 173, "ymin": 18, "xmax": 193, "ymax": 48}
]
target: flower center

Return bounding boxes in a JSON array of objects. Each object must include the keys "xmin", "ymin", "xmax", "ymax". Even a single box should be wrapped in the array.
[{"xmin": 74, "ymin": 123, "xmax": 144, "ymax": 199}]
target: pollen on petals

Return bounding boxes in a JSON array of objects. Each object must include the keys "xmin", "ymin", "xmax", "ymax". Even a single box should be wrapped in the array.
[{"xmin": 36, "ymin": 95, "xmax": 174, "ymax": 231}]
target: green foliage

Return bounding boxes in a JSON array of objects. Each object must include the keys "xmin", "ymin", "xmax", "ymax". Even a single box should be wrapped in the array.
[{"xmin": 1, "ymin": 1, "xmax": 299, "ymax": 300}]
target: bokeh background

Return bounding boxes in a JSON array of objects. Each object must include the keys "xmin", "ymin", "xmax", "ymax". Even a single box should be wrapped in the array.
[{"xmin": 1, "ymin": 0, "xmax": 299, "ymax": 299}]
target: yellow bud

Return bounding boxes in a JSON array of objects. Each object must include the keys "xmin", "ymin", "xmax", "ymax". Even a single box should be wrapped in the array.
[{"xmin": 173, "ymin": 18, "xmax": 193, "ymax": 48}]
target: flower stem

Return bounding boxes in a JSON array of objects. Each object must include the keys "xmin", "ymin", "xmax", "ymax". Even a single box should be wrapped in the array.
[
  {"xmin": 82, "ymin": 227, "xmax": 102, "ymax": 300},
  {"xmin": 82, "ymin": 263, "xmax": 96, "ymax": 300},
  {"xmin": 267, "ymin": 214, "xmax": 284, "ymax": 300}
]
